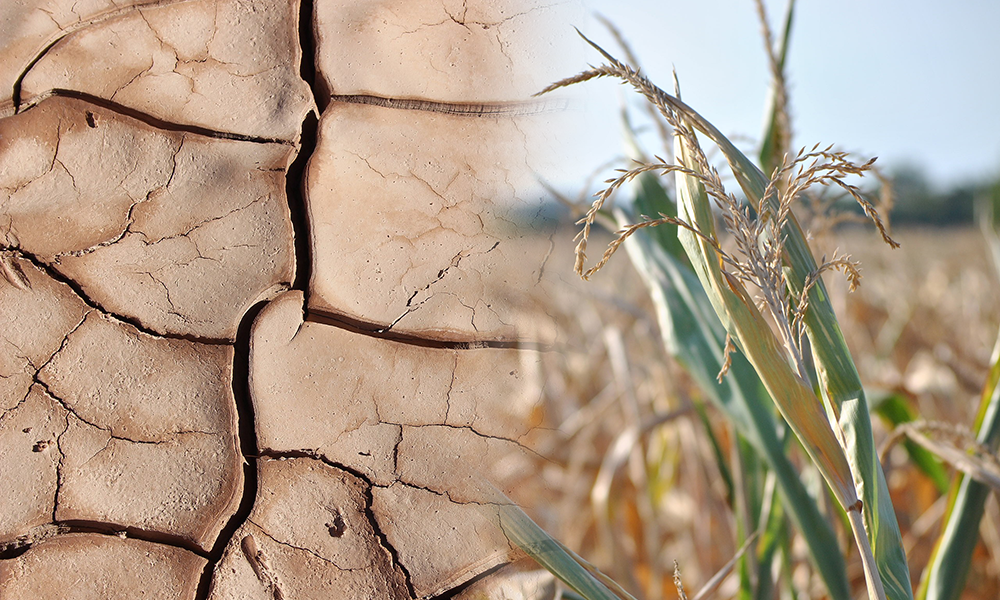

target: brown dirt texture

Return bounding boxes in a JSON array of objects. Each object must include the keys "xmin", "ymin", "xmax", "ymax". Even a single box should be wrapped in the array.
[{"xmin": 0, "ymin": 1, "xmax": 581, "ymax": 598}]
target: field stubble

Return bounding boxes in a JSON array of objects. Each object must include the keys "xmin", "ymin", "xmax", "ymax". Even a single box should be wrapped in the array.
[{"xmin": 520, "ymin": 222, "xmax": 1000, "ymax": 599}]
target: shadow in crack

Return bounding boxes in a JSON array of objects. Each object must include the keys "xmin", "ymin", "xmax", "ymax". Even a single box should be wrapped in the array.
[{"xmin": 195, "ymin": 298, "xmax": 270, "ymax": 599}]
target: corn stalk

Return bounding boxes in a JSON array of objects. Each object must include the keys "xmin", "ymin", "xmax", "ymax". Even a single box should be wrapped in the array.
[{"xmin": 538, "ymin": 34, "xmax": 913, "ymax": 600}]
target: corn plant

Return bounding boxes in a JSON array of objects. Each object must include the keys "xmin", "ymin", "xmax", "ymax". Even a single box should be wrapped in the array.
[
  {"xmin": 507, "ymin": 6, "xmax": 921, "ymax": 599},
  {"xmin": 505, "ymin": 4, "xmax": 1000, "ymax": 600}
]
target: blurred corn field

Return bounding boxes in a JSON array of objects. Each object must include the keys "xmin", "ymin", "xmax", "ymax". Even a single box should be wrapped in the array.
[{"xmin": 501, "ymin": 2, "xmax": 1000, "ymax": 599}]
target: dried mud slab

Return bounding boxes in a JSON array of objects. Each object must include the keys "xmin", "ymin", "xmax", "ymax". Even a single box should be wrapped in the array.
[
  {"xmin": 2, "ymin": 0, "xmax": 578, "ymax": 597},
  {"xmin": 313, "ymin": 0, "xmax": 575, "ymax": 103},
  {"xmin": 38, "ymin": 311, "xmax": 237, "ymax": 442},
  {"xmin": 451, "ymin": 561, "xmax": 557, "ymax": 600},
  {"xmin": 0, "ymin": 96, "xmax": 296, "ymax": 340},
  {"xmin": 0, "ymin": 256, "xmax": 242, "ymax": 550},
  {"xmin": 0, "ymin": 0, "xmax": 160, "ymax": 109},
  {"xmin": 251, "ymin": 291, "xmax": 541, "ymax": 483},
  {"xmin": 0, "ymin": 258, "xmax": 88, "ymax": 411},
  {"xmin": 394, "ymin": 424, "xmax": 537, "ymax": 503},
  {"xmin": 11, "ymin": 0, "xmax": 313, "ymax": 140},
  {"xmin": 372, "ymin": 482, "xmax": 516, "ymax": 598},
  {"xmin": 0, "ymin": 387, "xmax": 65, "ymax": 543},
  {"xmin": 249, "ymin": 291, "xmax": 542, "ymax": 594},
  {"xmin": 207, "ymin": 457, "xmax": 409, "ymax": 600},
  {"xmin": 54, "ymin": 415, "xmax": 241, "ymax": 552},
  {"xmin": 305, "ymin": 102, "xmax": 559, "ymax": 343},
  {"xmin": 31, "ymin": 310, "xmax": 242, "ymax": 550},
  {"xmin": 0, "ymin": 533, "xmax": 206, "ymax": 599},
  {"xmin": 0, "ymin": 258, "xmax": 85, "ymax": 545}
]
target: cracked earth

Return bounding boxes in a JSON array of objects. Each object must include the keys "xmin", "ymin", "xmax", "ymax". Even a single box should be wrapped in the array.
[{"xmin": 0, "ymin": 0, "xmax": 578, "ymax": 598}]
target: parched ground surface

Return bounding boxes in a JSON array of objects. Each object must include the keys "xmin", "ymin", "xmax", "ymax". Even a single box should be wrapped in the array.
[
  {"xmin": 0, "ymin": 1, "xmax": 583, "ymax": 598},
  {"xmin": 10, "ymin": 3, "xmax": 998, "ymax": 600}
]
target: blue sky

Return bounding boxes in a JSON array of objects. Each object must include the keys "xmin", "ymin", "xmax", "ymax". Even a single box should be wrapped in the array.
[{"xmin": 547, "ymin": 0, "xmax": 1000, "ymax": 190}]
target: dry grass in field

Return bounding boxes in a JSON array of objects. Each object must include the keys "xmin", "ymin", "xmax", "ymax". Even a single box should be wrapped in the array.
[
  {"xmin": 502, "ymin": 4, "xmax": 1000, "ymax": 598},
  {"xmin": 518, "ymin": 223, "xmax": 1000, "ymax": 600},
  {"xmin": 825, "ymin": 227, "xmax": 1000, "ymax": 404},
  {"xmin": 826, "ymin": 226, "xmax": 1000, "ymax": 598},
  {"xmin": 525, "ymin": 225, "xmax": 733, "ymax": 596}
]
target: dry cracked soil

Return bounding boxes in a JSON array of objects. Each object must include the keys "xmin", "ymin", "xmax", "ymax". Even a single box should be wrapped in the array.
[{"xmin": 0, "ymin": 1, "xmax": 582, "ymax": 597}]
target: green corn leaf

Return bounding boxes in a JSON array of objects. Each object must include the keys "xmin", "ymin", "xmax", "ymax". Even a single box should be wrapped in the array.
[
  {"xmin": 733, "ymin": 436, "xmax": 768, "ymax": 600},
  {"xmin": 753, "ymin": 474, "xmax": 786, "ymax": 600},
  {"xmin": 547, "ymin": 27, "xmax": 910, "ymax": 600},
  {"xmin": 694, "ymin": 399, "xmax": 735, "ymax": 506},
  {"xmin": 630, "ymin": 167, "xmax": 685, "ymax": 261},
  {"xmin": 735, "ymin": 437, "xmax": 762, "ymax": 600},
  {"xmin": 652, "ymin": 86, "xmax": 911, "ymax": 600},
  {"xmin": 778, "ymin": 524, "xmax": 801, "ymax": 600},
  {"xmin": 666, "ymin": 106, "xmax": 889, "ymax": 600},
  {"xmin": 917, "ymin": 325, "xmax": 1000, "ymax": 600},
  {"xmin": 619, "ymin": 173, "xmax": 850, "ymax": 600},
  {"xmin": 758, "ymin": 0, "xmax": 796, "ymax": 177},
  {"xmin": 671, "ymin": 128, "xmax": 857, "ymax": 509},
  {"xmin": 498, "ymin": 503, "xmax": 632, "ymax": 600},
  {"xmin": 870, "ymin": 390, "xmax": 949, "ymax": 492}
]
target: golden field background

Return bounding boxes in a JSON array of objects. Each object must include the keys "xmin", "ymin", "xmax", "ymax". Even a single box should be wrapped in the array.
[{"xmin": 516, "ymin": 223, "xmax": 1000, "ymax": 599}]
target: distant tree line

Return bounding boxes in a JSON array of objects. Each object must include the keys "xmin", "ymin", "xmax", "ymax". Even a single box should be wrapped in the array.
[{"xmin": 886, "ymin": 165, "xmax": 1000, "ymax": 226}]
